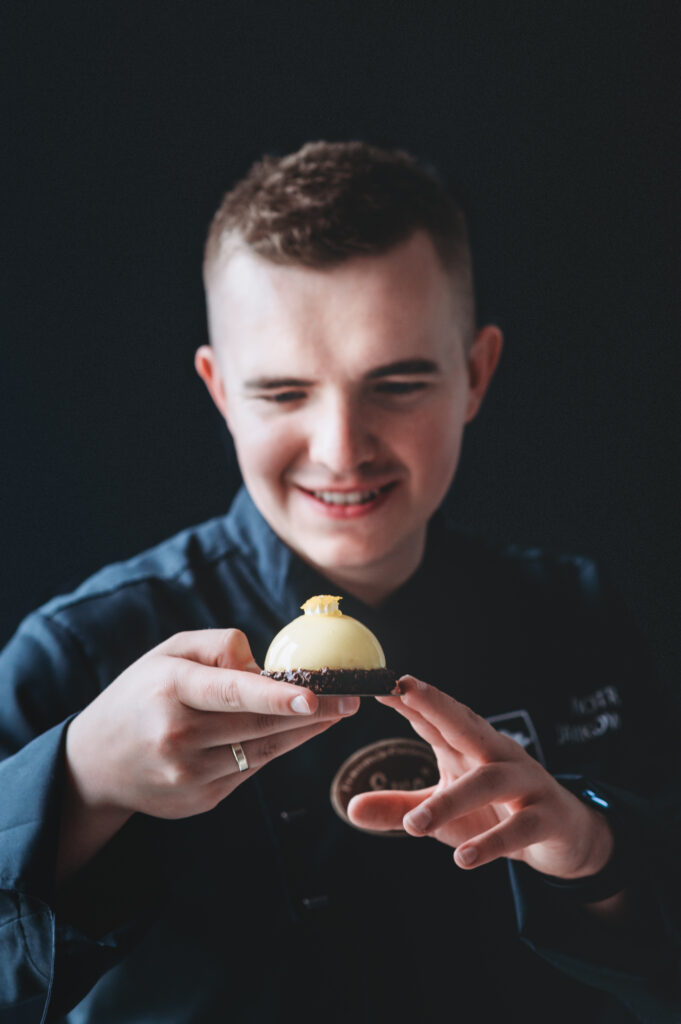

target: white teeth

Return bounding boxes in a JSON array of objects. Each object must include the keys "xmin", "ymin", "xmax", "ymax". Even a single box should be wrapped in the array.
[{"xmin": 313, "ymin": 489, "xmax": 379, "ymax": 505}]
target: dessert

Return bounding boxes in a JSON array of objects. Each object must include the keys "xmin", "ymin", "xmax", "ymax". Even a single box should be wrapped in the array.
[{"xmin": 262, "ymin": 595, "xmax": 398, "ymax": 695}]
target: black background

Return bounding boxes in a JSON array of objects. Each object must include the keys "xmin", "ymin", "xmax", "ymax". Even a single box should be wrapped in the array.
[{"xmin": 2, "ymin": 2, "xmax": 680, "ymax": 685}]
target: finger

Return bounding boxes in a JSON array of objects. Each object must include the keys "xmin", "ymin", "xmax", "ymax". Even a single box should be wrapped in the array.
[
  {"xmin": 347, "ymin": 788, "xmax": 436, "ymax": 832},
  {"xmin": 402, "ymin": 762, "xmax": 526, "ymax": 835},
  {"xmin": 202, "ymin": 717, "xmax": 341, "ymax": 785},
  {"xmin": 396, "ymin": 676, "xmax": 510, "ymax": 761},
  {"xmin": 377, "ymin": 693, "xmax": 449, "ymax": 751},
  {"xmin": 453, "ymin": 807, "xmax": 546, "ymax": 870},
  {"xmin": 159, "ymin": 628, "xmax": 262, "ymax": 672},
  {"xmin": 169, "ymin": 658, "xmax": 361, "ymax": 717},
  {"xmin": 187, "ymin": 696, "xmax": 363, "ymax": 748},
  {"xmin": 375, "ymin": 695, "xmax": 401, "ymax": 707}
]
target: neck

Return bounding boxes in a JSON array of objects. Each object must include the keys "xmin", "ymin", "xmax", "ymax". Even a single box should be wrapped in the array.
[{"xmin": 304, "ymin": 527, "xmax": 428, "ymax": 608}]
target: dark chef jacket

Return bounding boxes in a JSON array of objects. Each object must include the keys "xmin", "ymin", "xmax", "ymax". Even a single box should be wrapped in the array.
[{"xmin": 1, "ymin": 487, "xmax": 680, "ymax": 1023}]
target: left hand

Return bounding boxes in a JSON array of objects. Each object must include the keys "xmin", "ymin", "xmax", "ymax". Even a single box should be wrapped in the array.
[{"xmin": 347, "ymin": 675, "xmax": 615, "ymax": 878}]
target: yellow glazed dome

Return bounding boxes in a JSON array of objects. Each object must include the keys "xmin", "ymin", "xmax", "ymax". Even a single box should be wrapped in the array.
[{"xmin": 264, "ymin": 595, "xmax": 387, "ymax": 672}]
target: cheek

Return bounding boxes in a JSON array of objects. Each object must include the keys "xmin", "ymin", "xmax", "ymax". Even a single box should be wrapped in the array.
[
  {"xmin": 229, "ymin": 411, "xmax": 302, "ymax": 486},
  {"xmin": 396, "ymin": 403, "xmax": 465, "ymax": 482}
]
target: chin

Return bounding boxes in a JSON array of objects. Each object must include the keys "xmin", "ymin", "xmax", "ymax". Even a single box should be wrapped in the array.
[
  {"xmin": 259, "ymin": 489, "xmax": 425, "ymax": 575},
  {"xmin": 298, "ymin": 533, "xmax": 403, "ymax": 576}
]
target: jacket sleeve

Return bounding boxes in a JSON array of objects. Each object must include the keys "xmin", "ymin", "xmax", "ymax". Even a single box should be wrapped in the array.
[
  {"xmin": 507, "ymin": 558, "xmax": 681, "ymax": 1022},
  {"xmin": 0, "ymin": 612, "xmax": 161, "ymax": 1021}
]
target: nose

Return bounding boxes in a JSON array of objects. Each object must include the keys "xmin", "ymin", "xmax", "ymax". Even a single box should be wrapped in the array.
[{"xmin": 308, "ymin": 394, "xmax": 377, "ymax": 475}]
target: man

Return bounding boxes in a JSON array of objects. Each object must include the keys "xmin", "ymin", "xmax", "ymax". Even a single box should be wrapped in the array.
[{"xmin": 0, "ymin": 141, "xmax": 679, "ymax": 1022}]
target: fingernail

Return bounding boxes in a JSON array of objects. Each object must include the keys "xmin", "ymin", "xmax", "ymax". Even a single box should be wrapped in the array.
[
  {"xmin": 405, "ymin": 806, "xmax": 431, "ymax": 832},
  {"xmin": 337, "ymin": 697, "xmax": 360, "ymax": 716},
  {"xmin": 457, "ymin": 846, "xmax": 478, "ymax": 866},
  {"xmin": 399, "ymin": 674, "xmax": 426, "ymax": 692},
  {"xmin": 291, "ymin": 695, "xmax": 312, "ymax": 714}
]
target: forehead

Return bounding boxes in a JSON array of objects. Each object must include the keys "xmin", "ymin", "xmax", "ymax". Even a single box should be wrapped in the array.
[{"xmin": 205, "ymin": 231, "xmax": 464, "ymax": 375}]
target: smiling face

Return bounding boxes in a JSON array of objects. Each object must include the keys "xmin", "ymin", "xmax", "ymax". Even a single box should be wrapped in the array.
[{"xmin": 197, "ymin": 231, "xmax": 502, "ymax": 604}]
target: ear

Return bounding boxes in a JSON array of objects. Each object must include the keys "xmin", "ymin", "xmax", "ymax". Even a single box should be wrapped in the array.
[
  {"xmin": 464, "ymin": 324, "xmax": 503, "ymax": 423},
  {"xmin": 194, "ymin": 345, "xmax": 229, "ymax": 423}
]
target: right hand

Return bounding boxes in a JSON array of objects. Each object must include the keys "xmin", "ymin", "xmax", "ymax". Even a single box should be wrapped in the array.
[{"xmin": 65, "ymin": 628, "xmax": 359, "ymax": 821}]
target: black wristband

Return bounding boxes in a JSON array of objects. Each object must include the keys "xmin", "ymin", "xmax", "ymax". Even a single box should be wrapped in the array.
[{"xmin": 540, "ymin": 778, "xmax": 628, "ymax": 904}]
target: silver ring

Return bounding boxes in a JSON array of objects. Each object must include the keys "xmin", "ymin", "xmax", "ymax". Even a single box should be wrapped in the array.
[{"xmin": 231, "ymin": 741, "xmax": 249, "ymax": 772}]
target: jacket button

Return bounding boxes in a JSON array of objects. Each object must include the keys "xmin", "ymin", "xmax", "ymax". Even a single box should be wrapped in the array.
[
  {"xmin": 301, "ymin": 895, "xmax": 329, "ymax": 910},
  {"xmin": 280, "ymin": 808, "xmax": 308, "ymax": 823}
]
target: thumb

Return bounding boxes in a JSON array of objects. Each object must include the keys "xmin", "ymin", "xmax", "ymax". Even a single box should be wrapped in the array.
[
  {"xmin": 215, "ymin": 628, "xmax": 261, "ymax": 672},
  {"xmin": 158, "ymin": 628, "xmax": 261, "ymax": 672},
  {"xmin": 347, "ymin": 787, "xmax": 435, "ymax": 833}
]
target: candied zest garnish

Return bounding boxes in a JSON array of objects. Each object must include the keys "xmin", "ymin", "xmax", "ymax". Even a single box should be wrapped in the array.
[{"xmin": 300, "ymin": 595, "xmax": 343, "ymax": 616}]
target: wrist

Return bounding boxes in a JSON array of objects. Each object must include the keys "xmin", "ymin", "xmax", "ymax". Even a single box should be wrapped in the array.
[
  {"xmin": 65, "ymin": 709, "xmax": 130, "ymax": 817},
  {"xmin": 540, "ymin": 778, "xmax": 628, "ymax": 904},
  {"xmin": 58, "ymin": 716, "xmax": 132, "ymax": 882},
  {"xmin": 568, "ymin": 803, "xmax": 615, "ymax": 880}
]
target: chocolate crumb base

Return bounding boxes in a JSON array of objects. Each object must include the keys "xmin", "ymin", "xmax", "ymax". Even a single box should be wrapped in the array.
[{"xmin": 261, "ymin": 667, "xmax": 398, "ymax": 696}]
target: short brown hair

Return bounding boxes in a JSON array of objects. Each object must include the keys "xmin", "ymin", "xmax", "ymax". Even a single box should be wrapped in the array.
[{"xmin": 204, "ymin": 140, "xmax": 476, "ymax": 339}]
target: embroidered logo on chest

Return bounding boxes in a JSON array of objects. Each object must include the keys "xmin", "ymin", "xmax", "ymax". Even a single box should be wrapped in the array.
[{"xmin": 555, "ymin": 685, "xmax": 622, "ymax": 746}]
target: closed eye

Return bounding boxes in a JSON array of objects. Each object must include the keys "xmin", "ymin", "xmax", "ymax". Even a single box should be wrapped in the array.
[
  {"xmin": 373, "ymin": 381, "xmax": 428, "ymax": 395},
  {"xmin": 260, "ymin": 390, "xmax": 307, "ymax": 404}
]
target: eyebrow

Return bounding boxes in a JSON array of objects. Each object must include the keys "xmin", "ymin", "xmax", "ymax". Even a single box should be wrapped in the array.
[
  {"xmin": 244, "ymin": 359, "xmax": 440, "ymax": 390},
  {"xmin": 243, "ymin": 376, "xmax": 315, "ymax": 390},
  {"xmin": 364, "ymin": 358, "xmax": 440, "ymax": 379}
]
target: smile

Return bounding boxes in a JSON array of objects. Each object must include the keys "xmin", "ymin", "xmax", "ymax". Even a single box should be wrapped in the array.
[
  {"xmin": 311, "ymin": 489, "xmax": 381, "ymax": 506},
  {"xmin": 295, "ymin": 482, "xmax": 397, "ymax": 517}
]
